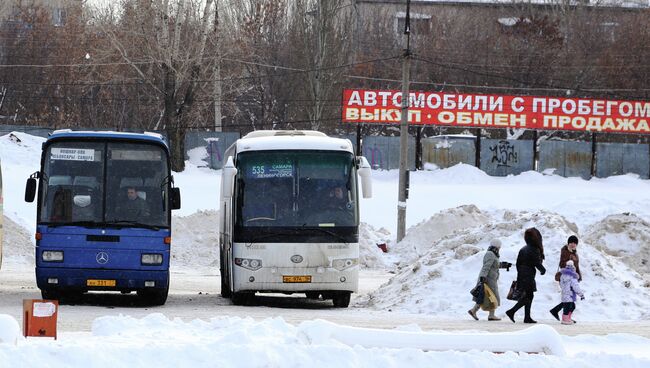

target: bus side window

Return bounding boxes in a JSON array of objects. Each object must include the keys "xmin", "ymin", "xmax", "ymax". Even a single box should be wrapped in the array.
[
  {"xmin": 143, "ymin": 177, "xmax": 163, "ymax": 221},
  {"xmin": 51, "ymin": 187, "xmax": 72, "ymax": 221},
  {"xmin": 46, "ymin": 176, "xmax": 73, "ymax": 222}
]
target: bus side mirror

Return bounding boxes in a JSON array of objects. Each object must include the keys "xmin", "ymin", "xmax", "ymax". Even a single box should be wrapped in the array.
[
  {"xmin": 357, "ymin": 156, "xmax": 372, "ymax": 199},
  {"xmin": 25, "ymin": 177, "xmax": 37, "ymax": 203},
  {"xmin": 170, "ymin": 187, "xmax": 181, "ymax": 210},
  {"xmin": 222, "ymin": 156, "xmax": 238, "ymax": 198}
]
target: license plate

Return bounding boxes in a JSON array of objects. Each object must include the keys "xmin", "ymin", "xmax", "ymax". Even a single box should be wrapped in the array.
[
  {"xmin": 86, "ymin": 279, "xmax": 116, "ymax": 287},
  {"xmin": 282, "ymin": 275, "xmax": 312, "ymax": 283}
]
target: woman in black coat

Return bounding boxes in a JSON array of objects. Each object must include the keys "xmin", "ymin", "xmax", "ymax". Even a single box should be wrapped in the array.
[{"xmin": 505, "ymin": 227, "xmax": 546, "ymax": 323}]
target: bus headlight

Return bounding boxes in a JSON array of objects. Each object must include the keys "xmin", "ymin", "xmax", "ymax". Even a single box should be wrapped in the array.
[
  {"xmin": 235, "ymin": 258, "xmax": 262, "ymax": 271},
  {"xmin": 332, "ymin": 258, "xmax": 358, "ymax": 271},
  {"xmin": 141, "ymin": 253, "xmax": 163, "ymax": 265},
  {"xmin": 42, "ymin": 251, "xmax": 64, "ymax": 262}
]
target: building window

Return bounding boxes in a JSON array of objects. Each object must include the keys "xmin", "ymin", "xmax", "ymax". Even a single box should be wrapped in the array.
[
  {"xmin": 395, "ymin": 11, "xmax": 431, "ymax": 35},
  {"xmin": 52, "ymin": 8, "xmax": 67, "ymax": 27}
]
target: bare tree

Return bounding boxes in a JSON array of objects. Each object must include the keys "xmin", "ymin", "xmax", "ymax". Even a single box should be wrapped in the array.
[
  {"xmin": 91, "ymin": 0, "xmax": 218, "ymax": 171},
  {"xmin": 292, "ymin": 0, "xmax": 354, "ymax": 131}
]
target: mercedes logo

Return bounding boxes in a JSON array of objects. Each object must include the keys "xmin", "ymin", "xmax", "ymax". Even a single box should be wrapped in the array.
[
  {"xmin": 96, "ymin": 251, "xmax": 109, "ymax": 264},
  {"xmin": 290, "ymin": 255, "xmax": 303, "ymax": 263}
]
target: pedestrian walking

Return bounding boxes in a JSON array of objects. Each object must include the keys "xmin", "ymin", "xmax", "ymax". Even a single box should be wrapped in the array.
[
  {"xmin": 505, "ymin": 227, "xmax": 546, "ymax": 324},
  {"xmin": 557, "ymin": 260, "xmax": 585, "ymax": 325},
  {"xmin": 550, "ymin": 235, "xmax": 582, "ymax": 321},
  {"xmin": 468, "ymin": 239, "xmax": 513, "ymax": 321}
]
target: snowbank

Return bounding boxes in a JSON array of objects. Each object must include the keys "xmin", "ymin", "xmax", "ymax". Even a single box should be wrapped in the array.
[
  {"xmin": 300, "ymin": 319, "xmax": 565, "ymax": 355},
  {"xmin": 359, "ymin": 209, "xmax": 650, "ymax": 321},
  {"xmin": 584, "ymin": 213, "xmax": 650, "ymax": 281},
  {"xmin": 0, "ymin": 314, "xmax": 21, "ymax": 345},
  {"xmin": 171, "ymin": 210, "xmax": 220, "ymax": 272}
]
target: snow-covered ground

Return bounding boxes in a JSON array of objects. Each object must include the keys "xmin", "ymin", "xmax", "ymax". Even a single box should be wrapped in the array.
[{"xmin": 1, "ymin": 131, "xmax": 650, "ymax": 367}]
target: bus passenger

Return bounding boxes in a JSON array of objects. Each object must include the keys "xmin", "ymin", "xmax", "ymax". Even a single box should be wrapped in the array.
[{"xmin": 120, "ymin": 186, "xmax": 149, "ymax": 220}]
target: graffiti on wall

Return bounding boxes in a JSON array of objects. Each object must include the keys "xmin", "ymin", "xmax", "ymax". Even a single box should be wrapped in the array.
[
  {"xmin": 363, "ymin": 146, "xmax": 383, "ymax": 169},
  {"xmin": 489, "ymin": 140, "xmax": 518, "ymax": 168},
  {"xmin": 205, "ymin": 138, "xmax": 222, "ymax": 168}
]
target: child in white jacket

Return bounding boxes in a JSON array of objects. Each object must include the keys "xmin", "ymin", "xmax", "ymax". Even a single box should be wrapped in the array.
[{"xmin": 559, "ymin": 260, "xmax": 585, "ymax": 325}]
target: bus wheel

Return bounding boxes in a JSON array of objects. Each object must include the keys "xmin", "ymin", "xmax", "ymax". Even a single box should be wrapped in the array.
[
  {"xmin": 231, "ymin": 292, "xmax": 254, "ymax": 306},
  {"xmin": 138, "ymin": 288, "xmax": 168, "ymax": 306},
  {"xmin": 220, "ymin": 265, "xmax": 231, "ymax": 298},
  {"xmin": 332, "ymin": 292, "xmax": 351, "ymax": 308},
  {"xmin": 220, "ymin": 275, "xmax": 232, "ymax": 298}
]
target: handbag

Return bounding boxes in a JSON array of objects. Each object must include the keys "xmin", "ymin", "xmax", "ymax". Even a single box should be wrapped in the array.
[
  {"xmin": 470, "ymin": 282, "xmax": 485, "ymax": 305},
  {"xmin": 506, "ymin": 280, "xmax": 521, "ymax": 301}
]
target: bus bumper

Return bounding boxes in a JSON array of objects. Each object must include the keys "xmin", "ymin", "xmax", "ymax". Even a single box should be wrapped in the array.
[
  {"xmin": 36, "ymin": 268, "xmax": 169, "ymax": 292},
  {"xmin": 233, "ymin": 267, "xmax": 358, "ymax": 294}
]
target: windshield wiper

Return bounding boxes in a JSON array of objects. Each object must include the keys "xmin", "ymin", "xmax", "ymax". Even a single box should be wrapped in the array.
[
  {"xmin": 300, "ymin": 225, "xmax": 350, "ymax": 245},
  {"xmin": 105, "ymin": 220, "xmax": 160, "ymax": 231},
  {"xmin": 42, "ymin": 221, "xmax": 103, "ymax": 228},
  {"xmin": 246, "ymin": 228, "xmax": 296, "ymax": 246}
]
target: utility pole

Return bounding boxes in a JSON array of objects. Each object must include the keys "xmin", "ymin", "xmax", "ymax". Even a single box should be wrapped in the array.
[
  {"xmin": 396, "ymin": 0, "xmax": 412, "ymax": 242},
  {"xmin": 213, "ymin": 2, "xmax": 222, "ymax": 132}
]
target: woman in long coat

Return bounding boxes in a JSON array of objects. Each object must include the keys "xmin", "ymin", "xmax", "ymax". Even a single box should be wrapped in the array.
[
  {"xmin": 468, "ymin": 239, "xmax": 512, "ymax": 321},
  {"xmin": 505, "ymin": 227, "xmax": 546, "ymax": 324}
]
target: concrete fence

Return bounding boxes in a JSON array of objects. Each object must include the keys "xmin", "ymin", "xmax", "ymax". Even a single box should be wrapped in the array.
[{"xmin": 2, "ymin": 126, "xmax": 649, "ymax": 179}]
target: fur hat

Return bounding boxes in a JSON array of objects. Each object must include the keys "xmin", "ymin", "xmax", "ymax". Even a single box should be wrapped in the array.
[
  {"xmin": 568, "ymin": 235, "xmax": 579, "ymax": 245},
  {"xmin": 566, "ymin": 260, "xmax": 575, "ymax": 269},
  {"xmin": 490, "ymin": 238, "xmax": 502, "ymax": 248}
]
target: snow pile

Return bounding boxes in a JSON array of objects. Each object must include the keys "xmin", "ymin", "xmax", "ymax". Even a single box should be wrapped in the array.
[
  {"xmin": 0, "ymin": 314, "xmax": 21, "ymax": 345},
  {"xmin": 93, "ymin": 314, "xmax": 566, "ymax": 355},
  {"xmin": 583, "ymin": 213, "xmax": 650, "ymax": 281},
  {"xmin": 171, "ymin": 210, "xmax": 220, "ymax": 271},
  {"xmin": 0, "ymin": 132, "xmax": 43, "ymax": 231},
  {"xmin": 358, "ymin": 222, "xmax": 392, "ymax": 269},
  {"xmin": 1, "ymin": 314, "xmax": 649, "ymax": 367},
  {"xmin": 392, "ymin": 205, "xmax": 492, "ymax": 265},
  {"xmin": 300, "ymin": 319, "xmax": 565, "ymax": 355},
  {"xmin": 1, "ymin": 215, "xmax": 34, "ymax": 265},
  {"xmin": 186, "ymin": 146, "xmax": 209, "ymax": 167},
  {"xmin": 359, "ymin": 209, "xmax": 650, "ymax": 321}
]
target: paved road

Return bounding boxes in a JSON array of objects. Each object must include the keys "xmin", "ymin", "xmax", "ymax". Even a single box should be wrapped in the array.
[{"xmin": 2, "ymin": 267, "xmax": 649, "ymax": 337}]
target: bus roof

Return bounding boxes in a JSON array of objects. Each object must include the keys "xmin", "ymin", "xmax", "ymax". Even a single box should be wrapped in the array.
[
  {"xmin": 48, "ymin": 130, "xmax": 168, "ymax": 149},
  {"xmin": 237, "ymin": 130, "xmax": 354, "ymax": 154}
]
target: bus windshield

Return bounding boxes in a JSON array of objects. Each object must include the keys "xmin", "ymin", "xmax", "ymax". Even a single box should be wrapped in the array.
[
  {"xmin": 39, "ymin": 141, "xmax": 170, "ymax": 228},
  {"xmin": 235, "ymin": 150, "xmax": 357, "ymax": 228}
]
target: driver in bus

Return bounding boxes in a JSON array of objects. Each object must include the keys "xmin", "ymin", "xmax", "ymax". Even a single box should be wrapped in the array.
[
  {"xmin": 328, "ymin": 185, "xmax": 348, "ymax": 210},
  {"xmin": 119, "ymin": 186, "xmax": 150, "ymax": 220}
]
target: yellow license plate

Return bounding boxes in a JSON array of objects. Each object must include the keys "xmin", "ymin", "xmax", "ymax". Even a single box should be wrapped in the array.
[
  {"xmin": 86, "ymin": 279, "xmax": 116, "ymax": 287},
  {"xmin": 282, "ymin": 275, "xmax": 312, "ymax": 283}
]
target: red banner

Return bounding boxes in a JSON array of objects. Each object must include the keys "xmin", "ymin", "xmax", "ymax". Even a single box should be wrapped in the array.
[{"xmin": 342, "ymin": 89, "xmax": 650, "ymax": 134}]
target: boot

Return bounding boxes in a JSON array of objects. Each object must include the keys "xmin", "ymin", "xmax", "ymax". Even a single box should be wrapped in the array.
[
  {"xmin": 468, "ymin": 304, "xmax": 479, "ymax": 321},
  {"xmin": 488, "ymin": 310, "xmax": 501, "ymax": 321},
  {"xmin": 561, "ymin": 313, "xmax": 573, "ymax": 325},
  {"xmin": 549, "ymin": 305, "xmax": 560, "ymax": 321},
  {"xmin": 523, "ymin": 300, "xmax": 536, "ymax": 323},
  {"xmin": 505, "ymin": 308, "xmax": 516, "ymax": 323},
  {"xmin": 568, "ymin": 311, "xmax": 577, "ymax": 324}
]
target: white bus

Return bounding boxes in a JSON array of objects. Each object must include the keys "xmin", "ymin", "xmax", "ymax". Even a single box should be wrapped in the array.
[
  {"xmin": 0, "ymin": 157, "xmax": 3, "ymax": 269},
  {"xmin": 219, "ymin": 130, "xmax": 372, "ymax": 307}
]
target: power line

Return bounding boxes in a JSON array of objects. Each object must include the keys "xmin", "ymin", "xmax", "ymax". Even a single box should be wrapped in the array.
[{"xmin": 412, "ymin": 56, "xmax": 650, "ymax": 94}]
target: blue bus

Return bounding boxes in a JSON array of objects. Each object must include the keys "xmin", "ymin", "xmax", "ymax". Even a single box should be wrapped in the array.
[{"xmin": 25, "ymin": 130, "xmax": 181, "ymax": 305}]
